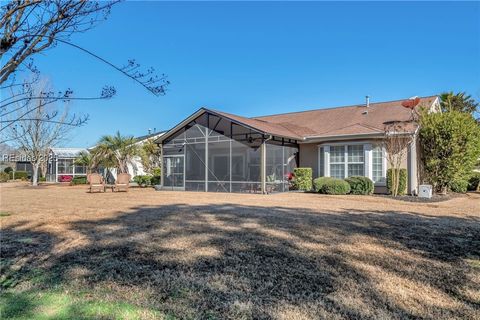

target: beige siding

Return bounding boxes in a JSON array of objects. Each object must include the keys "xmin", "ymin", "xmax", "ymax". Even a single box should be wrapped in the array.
[
  {"xmin": 299, "ymin": 144, "xmax": 319, "ymax": 178},
  {"xmin": 298, "ymin": 138, "xmax": 420, "ymax": 195},
  {"xmin": 385, "ymin": 141, "xmax": 417, "ymax": 195}
]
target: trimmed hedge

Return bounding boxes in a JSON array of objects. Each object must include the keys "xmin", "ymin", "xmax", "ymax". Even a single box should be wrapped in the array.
[
  {"xmin": 71, "ymin": 176, "xmax": 87, "ymax": 185},
  {"xmin": 345, "ymin": 176, "xmax": 374, "ymax": 195},
  {"xmin": 9, "ymin": 171, "xmax": 29, "ymax": 180},
  {"xmin": 293, "ymin": 168, "xmax": 312, "ymax": 191},
  {"xmin": 386, "ymin": 168, "xmax": 407, "ymax": 195},
  {"xmin": 321, "ymin": 178, "xmax": 351, "ymax": 195},
  {"xmin": 313, "ymin": 177, "xmax": 334, "ymax": 192},
  {"xmin": 313, "ymin": 177, "xmax": 351, "ymax": 195},
  {"xmin": 468, "ymin": 172, "xmax": 480, "ymax": 191}
]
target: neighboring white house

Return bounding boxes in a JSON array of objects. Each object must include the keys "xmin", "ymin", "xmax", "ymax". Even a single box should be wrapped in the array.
[{"xmin": 89, "ymin": 131, "xmax": 165, "ymax": 182}]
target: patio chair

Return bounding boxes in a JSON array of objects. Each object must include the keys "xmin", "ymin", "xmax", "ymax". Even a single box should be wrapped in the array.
[
  {"xmin": 88, "ymin": 173, "xmax": 105, "ymax": 193},
  {"xmin": 114, "ymin": 173, "xmax": 131, "ymax": 192}
]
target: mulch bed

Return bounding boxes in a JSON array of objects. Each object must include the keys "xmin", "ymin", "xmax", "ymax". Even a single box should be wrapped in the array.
[{"xmin": 374, "ymin": 192, "xmax": 468, "ymax": 203}]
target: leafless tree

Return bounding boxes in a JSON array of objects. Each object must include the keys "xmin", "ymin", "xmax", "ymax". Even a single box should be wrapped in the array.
[
  {"xmin": 0, "ymin": 73, "xmax": 114, "ymax": 137},
  {"xmin": 4, "ymin": 78, "xmax": 86, "ymax": 186},
  {"xmin": 1, "ymin": 0, "xmax": 169, "ymax": 127},
  {"xmin": 1, "ymin": 1, "xmax": 115, "ymax": 83},
  {"xmin": 383, "ymin": 121, "xmax": 414, "ymax": 196}
]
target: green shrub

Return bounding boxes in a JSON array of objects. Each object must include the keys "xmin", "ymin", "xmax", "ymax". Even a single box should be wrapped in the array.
[
  {"xmin": 321, "ymin": 178, "xmax": 351, "ymax": 195},
  {"xmin": 9, "ymin": 171, "xmax": 29, "ymax": 181},
  {"xmin": 387, "ymin": 168, "xmax": 407, "ymax": 195},
  {"xmin": 293, "ymin": 168, "xmax": 312, "ymax": 191},
  {"xmin": 419, "ymin": 110, "xmax": 480, "ymax": 193},
  {"xmin": 0, "ymin": 172, "xmax": 9, "ymax": 182},
  {"xmin": 345, "ymin": 176, "xmax": 374, "ymax": 195},
  {"xmin": 3, "ymin": 167, "xmax": 13, "ymax": 174},
  {"xmin": 133, "ymin": 175, "xmax": 152, "ymax": 187},
  {"xmin": 39, "ymin": 176, "xmax": 46, "ymax": 182},
  {"xmin": 71, "ymin": 176, "xmax": 87, "ymax": 185},
  {"xmin": 313, "ymin": 177, "xmax": 335, "ymax": 192},
  {"xmin": 151, "ymin": 175, "xmax": 161, "ymax": 185},
  {"xmin": 468, "ymin": 172, "xmax": 480, "ymax": 191},
  {"xmin": 152, "ymin": 167, "xmax": 161, "ymax": 177},
  {"xmin": 449, "ymin": 179, "xmax": 468, "ymax": 193}
]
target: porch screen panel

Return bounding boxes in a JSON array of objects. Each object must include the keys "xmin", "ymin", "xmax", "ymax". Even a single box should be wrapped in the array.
[
  {"xmin": 207, "ymin": 116, "xmax": 231, "ymax": 192},
  {"xmin": 58, "ymin": 159, "xmax": 73, "ymax": 174},
  {"xmin": 74, "ymin": 165, "xmax": 87, "ymax": 174},
  {"xmin": 184, "ymin": 121, "xmax": 206, "ymax": 191},
  {"xmin": 266, "ymin": 143, "xmax": 284, "ymax": 192},
  {"xmin": 208, "ymin": 140, "xmax": 230, "ymax": 192},
  {"xmin": 284, "ymin": 145, "xmax": 298, "ymax": 191},
  {"xmin": 230, "ymin": 123, "xmax": 262, "ymax": 193},
  {"xmin": 185, "ymin": 141, "xmax": 205, "ymax": 191}
]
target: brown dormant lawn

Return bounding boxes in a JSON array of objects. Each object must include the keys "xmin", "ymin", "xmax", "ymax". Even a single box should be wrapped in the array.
[{"xmin": 1, "ymin": 182, "xmax": 479, "ymax": 319}]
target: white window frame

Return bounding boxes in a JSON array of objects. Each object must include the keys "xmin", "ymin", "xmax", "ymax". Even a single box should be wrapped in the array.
[
  {"xmin": 346, "ymin": 144, "xmax": 365, "ymax": 177},
  {"xmin": 329, "ymin": 145, "xmax": 347, "ymax": 179},
  {"xmin": 317, "ymin": 142, "xmax": 386, "ymax": 185},
  {"xmin": 371, "ymin": 144, "xmax": 387, "ymax": 186}
]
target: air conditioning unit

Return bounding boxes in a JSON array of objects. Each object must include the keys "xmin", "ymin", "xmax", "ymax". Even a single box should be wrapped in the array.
[{"xmin": 418, "ymin": 185, "xmax": 432, "ymax": 198}]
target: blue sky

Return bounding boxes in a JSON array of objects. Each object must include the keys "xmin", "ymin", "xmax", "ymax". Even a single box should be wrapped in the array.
[{"xmin": 30, "ymin": 1, "xmax": 480, "ymax": 147}]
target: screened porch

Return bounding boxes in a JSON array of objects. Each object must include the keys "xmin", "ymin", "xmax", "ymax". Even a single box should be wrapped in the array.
[{"xmin": 160, "ymin": 111, "xmax": 299, "ymax": 193}]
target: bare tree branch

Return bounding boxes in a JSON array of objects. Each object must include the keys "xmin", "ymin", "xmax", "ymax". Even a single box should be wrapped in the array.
[{"xmin": 2, "ymin": 78, "xmax": 87, "ymax": 185}]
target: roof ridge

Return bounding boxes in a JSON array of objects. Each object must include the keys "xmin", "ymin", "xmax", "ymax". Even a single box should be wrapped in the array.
[{"xmin": 253, "ymin": 95, "xmax": 438, "ymax": 119}]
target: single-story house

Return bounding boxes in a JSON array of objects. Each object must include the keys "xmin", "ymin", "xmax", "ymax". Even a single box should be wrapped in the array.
[
  {"xmin": 46, "ymin": 148, "xmax": 89, "ymax": 182},
  {"xmin": 156, "ymin": 96, "xmax": 440, "ymax": 194}
]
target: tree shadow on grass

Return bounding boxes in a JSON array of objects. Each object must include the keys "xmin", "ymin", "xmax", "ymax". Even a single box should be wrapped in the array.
[{"xmin": 1, "ymin": 203, "xmax": 479, "ymax": 319}]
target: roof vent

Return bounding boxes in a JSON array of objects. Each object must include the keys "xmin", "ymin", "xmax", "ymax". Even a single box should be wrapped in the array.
[{"xmin": 365, "ymin": 95, "xmax": 370, "ymax": 108}]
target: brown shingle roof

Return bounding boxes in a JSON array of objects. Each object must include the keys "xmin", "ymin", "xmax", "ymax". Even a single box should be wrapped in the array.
[
  {"xmin": 253, "ymin": 96, "xmax": 438, "ymax": 139},
  {"xmin": 210, "ymin": 109, "xmax": 305, "ymax": 140},
  {"xmin": 159, "ymin": 96, "xmax": 438, "ymax": 143}
]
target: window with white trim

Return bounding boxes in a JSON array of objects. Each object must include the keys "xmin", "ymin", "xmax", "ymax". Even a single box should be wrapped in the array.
[
  {"xmin": 319, "ymin": 147, "xmax": 324, "ymax": 177},
  {"xmin": 372, "ymin": 145, "xmax": 385, "ymax": 183},
  {"xmin": 320, "ymin": 143, "xmax": 386, "ymax": 183},
  {"xmin": 347, "ymin": 145, "xmax": 364, "ymax": 176},
  {"xmin": 329, "ymin": 146, "xmax": 345, "ymax": 178}
]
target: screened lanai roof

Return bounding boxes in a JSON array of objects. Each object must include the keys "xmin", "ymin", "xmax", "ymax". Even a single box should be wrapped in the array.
[
  {"xmin": 156, "ymin": 108, "xmax": 304, "ymax": 144},
  {"xmin": 50, "ymin": 148, "xmax": 87, "ymax": 158}
]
